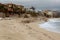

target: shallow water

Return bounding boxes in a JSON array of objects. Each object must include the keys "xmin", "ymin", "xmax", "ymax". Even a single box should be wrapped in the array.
[{"xmin": 39, "ymin": 18, "xmax": 60, "ymax": 33}]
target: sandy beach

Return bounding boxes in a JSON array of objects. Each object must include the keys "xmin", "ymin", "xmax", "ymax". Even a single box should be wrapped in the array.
[{"xmin": 0, "ymin": 17, "xmax": 60, "ymax": 40}]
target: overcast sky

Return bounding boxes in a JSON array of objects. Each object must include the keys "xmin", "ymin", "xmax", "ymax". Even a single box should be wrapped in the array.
[{"xmin": 0, "ymin": 0, "xmax": 60, "ymax": 10}]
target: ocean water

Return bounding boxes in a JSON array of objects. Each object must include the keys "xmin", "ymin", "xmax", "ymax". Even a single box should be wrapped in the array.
[{"xmin": 39, "ymin": 18, "xmax": 60, "ymax": 33}]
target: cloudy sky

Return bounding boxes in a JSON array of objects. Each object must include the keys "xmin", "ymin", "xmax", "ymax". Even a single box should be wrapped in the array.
[{"xmin": 0, "ymin": 0, "xmax": 60, "ymax": 10}]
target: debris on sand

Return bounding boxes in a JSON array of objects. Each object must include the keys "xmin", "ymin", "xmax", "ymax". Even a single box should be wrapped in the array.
[{"xmin": 21, "ymin": 19, "xmax": 33, "ymax": 23}]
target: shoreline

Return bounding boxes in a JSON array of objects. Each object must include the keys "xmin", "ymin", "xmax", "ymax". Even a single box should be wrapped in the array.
[{"xmin": 0, "ymin": 17, "xmax": 60, "ymax": 40}]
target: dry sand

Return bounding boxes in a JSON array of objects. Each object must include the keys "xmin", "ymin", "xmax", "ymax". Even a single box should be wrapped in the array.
[{"xmin": 0, "ymin": 17, "xmax": 60, "ymax": 40}]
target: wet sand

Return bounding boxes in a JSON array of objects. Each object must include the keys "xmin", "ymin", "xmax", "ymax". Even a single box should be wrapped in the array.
[{"xmin": 0, "ymin": 17, "xmax": 60, "ymax": 40}]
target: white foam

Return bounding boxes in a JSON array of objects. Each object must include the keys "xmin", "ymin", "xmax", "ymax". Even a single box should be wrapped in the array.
[
  {"xmin": 48, "ymin": 18, "xmax": 60, "ymax": 22},
  {"xmin": 39, "ymin": 18, "xmax": 60, "ymax": 33}
]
